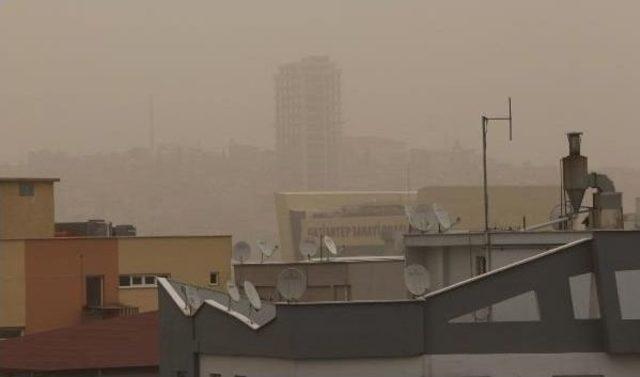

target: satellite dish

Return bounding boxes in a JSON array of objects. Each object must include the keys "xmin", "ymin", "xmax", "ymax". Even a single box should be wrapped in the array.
[
  {"xmin": 404, "ymin": 264, "xmax": 430, "ymax": 297},
  {"xmin": 226, "ymin": 280, "xmax": 240, "ymax": 302},
  {"xmin": 323, "ymin": 236, "xmax": 338, "ymax": 256},
  {"xmin": 276, "ymin": 268, "xmax": 307, "ymax": 301},
  {"xmin": 432, "ymin": 203, "xmax": 452, "ymax": 231},
  {"xmin": 299, "ymin": 237, "xmax": 319, "ymax": 258},
  {"xmin": 405, "ymin": 204, "xmax": 436, "ymax": 232},
  {"xmin": 257, "ymin": 240, "xmax": 278, "ymax": 258},
  {"xmin": 233, "ymin": 241, "xmax": 251, "ymax": 263},
  {"xmin": 243, "ymin": 281, "xmax": 262, "ymax": 310}
]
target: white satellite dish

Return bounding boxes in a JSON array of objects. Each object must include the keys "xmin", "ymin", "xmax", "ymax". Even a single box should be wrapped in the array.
[
  {"xmin": 257, "ymin": 240, "xmax": 278, "ymax": 258},
  {"xmin": 299, "ymin": 237, "xmax": 319, "ymax": 258},
  {"xmin": 323, "ymin": 236, "xmax": 339, "ymax": 256},
  {"xmin": 404, "ymin": 264, "xmax": 430, "ymax": 297},
  {"xmin": 244, "ymin": 281, "xmax": 262, "ymax": 311},
  {"xmin": 405, "ymin": 204, "xmax": 436, "ymax": 232},
  {"xmin": 233, "ymin": 241, "xmax": 251, "ymax": 263},
  {"xmin": 276, "ymin": 268, "xmax": 307, "ymax": 301},
  {"xmin": 432, "ymin": 203, "xmax": 452, "ymax": 231},
  {"xmin": 226, "ymin": 280, "xmax": 240, "ymax": 302}
]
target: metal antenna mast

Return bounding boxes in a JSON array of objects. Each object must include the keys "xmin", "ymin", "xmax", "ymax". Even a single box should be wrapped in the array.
[{"xmin": 481, "ymin": 97, "xmax": 513, "ymax": 270}]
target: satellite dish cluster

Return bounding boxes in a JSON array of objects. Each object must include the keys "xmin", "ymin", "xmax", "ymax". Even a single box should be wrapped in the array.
[
  {"xmin": 233, "ymin": 240, "xmax": 280, "ymax": 264},
  {"xmin": 405, "ymin": 203, "xmax": 459, "ymax": 233},
  {"xmin": 298, "ymin": 235, "xmax": 340, "ymax": 260},
  {"xmin": 228, "ymin": 235, "xmax": 430, "ymax": 305}
]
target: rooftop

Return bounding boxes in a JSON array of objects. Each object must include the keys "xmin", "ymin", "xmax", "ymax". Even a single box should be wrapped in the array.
[
  {"xmin": 0, "ymin": 177, "xmax": 60, "ymax": 183},
  {"xmin": 0, "ymin": 312, "xmax": 158, "ymax": 372}
]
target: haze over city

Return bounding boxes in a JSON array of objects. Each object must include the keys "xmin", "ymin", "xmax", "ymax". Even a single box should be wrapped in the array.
[{"xmin": 1, "ymin": 0, "xmax": 638, "ymax": 168}]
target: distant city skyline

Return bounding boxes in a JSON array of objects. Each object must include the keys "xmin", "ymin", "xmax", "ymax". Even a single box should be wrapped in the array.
[{"xmin": 1, "ymin": 1, "xmax": 638, "ymax": 168}]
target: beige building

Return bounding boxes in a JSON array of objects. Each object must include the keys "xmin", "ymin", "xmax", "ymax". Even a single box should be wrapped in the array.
[
  {"xmin": 275, "ymin": 186, "xmax": 560, "ymax": 261},
  {"xmin": 117, "ymin": 236, "xmax": 232, "ymax": 312},
  {"xmin": 275, "ymin": 191, "xmax": 418, "ymax": 260},
  {"xmin": 234, "ymin": 256, "xmax": 406, "ymax": 302},
  {"xmin": 0, "ymin": 178, "xmax": 58, "ymax": 239}
]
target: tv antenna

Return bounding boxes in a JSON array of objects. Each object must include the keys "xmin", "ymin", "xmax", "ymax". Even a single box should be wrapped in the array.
[
  {"xmin": 481, "ymin": 97, "xmax": 513, "ymax": 270},
  {"xmin": 404, "ymin": 264, "xmax": 431, "ymax": 297},
  {"xmin": 276, "ymin": 268, "xmax": 307, "ymax": 302},
  {"xmin": 232, "ymin": 241, "xmax": 251, "ymax": 264}
]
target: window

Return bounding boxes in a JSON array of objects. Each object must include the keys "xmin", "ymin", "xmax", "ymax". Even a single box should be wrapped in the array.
[
  {"xmin": 0, "ymin": 327, "xmax": 24, "ymax": 339},
  {"xmin": 450, "ymin": 290, "xmax": 540, "ymax": 323},
  {"xmin": 119, "ymin": 276, "xmax": 131, "ymax": 287},
  {"xmin": 615, "ymin": 269, "xmax": 640, "ymax": 319},
  {"xmin": 119, "ymin": 274, "xmax": 168, "ymax": 288},
  {"xmin": 569, "ymin": 272, "xmax": 600, "ymax": 319},
  {"xmin": 209, "ymin": 271, "xmax": 220, "ymax": 286},
  {"xmin": 19, "ymin": 182, "xmax": 34, "ymax": 197}
]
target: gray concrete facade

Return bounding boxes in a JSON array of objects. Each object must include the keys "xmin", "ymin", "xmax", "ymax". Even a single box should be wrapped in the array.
[{"xmin": 159, "ymin": 231, "xmax": 640, "ymax": 377}]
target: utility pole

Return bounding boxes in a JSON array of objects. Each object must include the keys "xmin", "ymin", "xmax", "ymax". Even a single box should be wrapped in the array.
[{"xmin": 481, "ymin": 97, "xmax": 513, "ymax": 271}]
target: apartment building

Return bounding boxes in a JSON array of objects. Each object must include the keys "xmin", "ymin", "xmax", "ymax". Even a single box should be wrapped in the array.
[{"xmin": 275, "ymin": 56, "xmax": 342, "ymax": 190}]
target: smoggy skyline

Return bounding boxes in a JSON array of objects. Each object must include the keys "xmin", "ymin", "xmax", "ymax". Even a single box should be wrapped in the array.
[{"xmin": 1, "ymin": 0, "xmax": 638, "ymax": 168}]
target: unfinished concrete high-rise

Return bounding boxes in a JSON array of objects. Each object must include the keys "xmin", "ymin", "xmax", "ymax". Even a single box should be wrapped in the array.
[{"xmin": 275, "ymin": 56, "xmax": 342, "ymax": 190}]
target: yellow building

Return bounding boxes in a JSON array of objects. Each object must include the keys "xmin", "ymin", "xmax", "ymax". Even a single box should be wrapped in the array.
[
  {"xmin": 417, "ymin": 185, "xmax": 560, "ymax": 230},
  {"xmin": 117, "ymin": 236, "xmax": 232, "ymax": 312},
  {"xmin": 275, "ymin": 186, "xmax": 560, "ymax": 261},
  {"xmin": 0, "ymin": 178, "xmax": 58, "ymax": 239},
  {"xmin": 275, "ymin": 191, "xmax": 418, "ymax": 260}
]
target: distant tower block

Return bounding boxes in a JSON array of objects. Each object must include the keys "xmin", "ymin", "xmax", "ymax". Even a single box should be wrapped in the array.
[{"xmin": 274, "ymin": 56, "xmax": 342, "ymax": 190}]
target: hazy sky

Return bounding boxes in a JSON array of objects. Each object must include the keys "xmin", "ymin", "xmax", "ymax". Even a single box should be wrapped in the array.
[{"xmin": 1, "ymin": 0, "xmax": 638, "ymax": 168}]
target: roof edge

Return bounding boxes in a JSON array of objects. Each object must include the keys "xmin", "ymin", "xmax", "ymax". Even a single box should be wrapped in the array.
[{"xmin": 421, "ymin": 237, "xmax": 593, "ymax": 299}]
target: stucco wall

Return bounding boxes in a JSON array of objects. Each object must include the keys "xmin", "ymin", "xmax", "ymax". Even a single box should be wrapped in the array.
[
  {"xmin": 0, "ymin": 240, "xmax": 26, "ymax": 328},
  {"xmin": 118, "ymin": 236, "xmax": 232, "ymax": 312},
  {"xmin": 0, "ymin": 181, "xmax": 55, "ymax": 239},
  {"xmin": 24, "ymin": 238, "xmax": 119, "ymax": 334},
  {"xmin": 234, "ymin": 260, "xmax": 405, "ymax": 302},
  {"xmin": 200, "ymin": 353, "xmax": 640, "ymax": 377}
]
